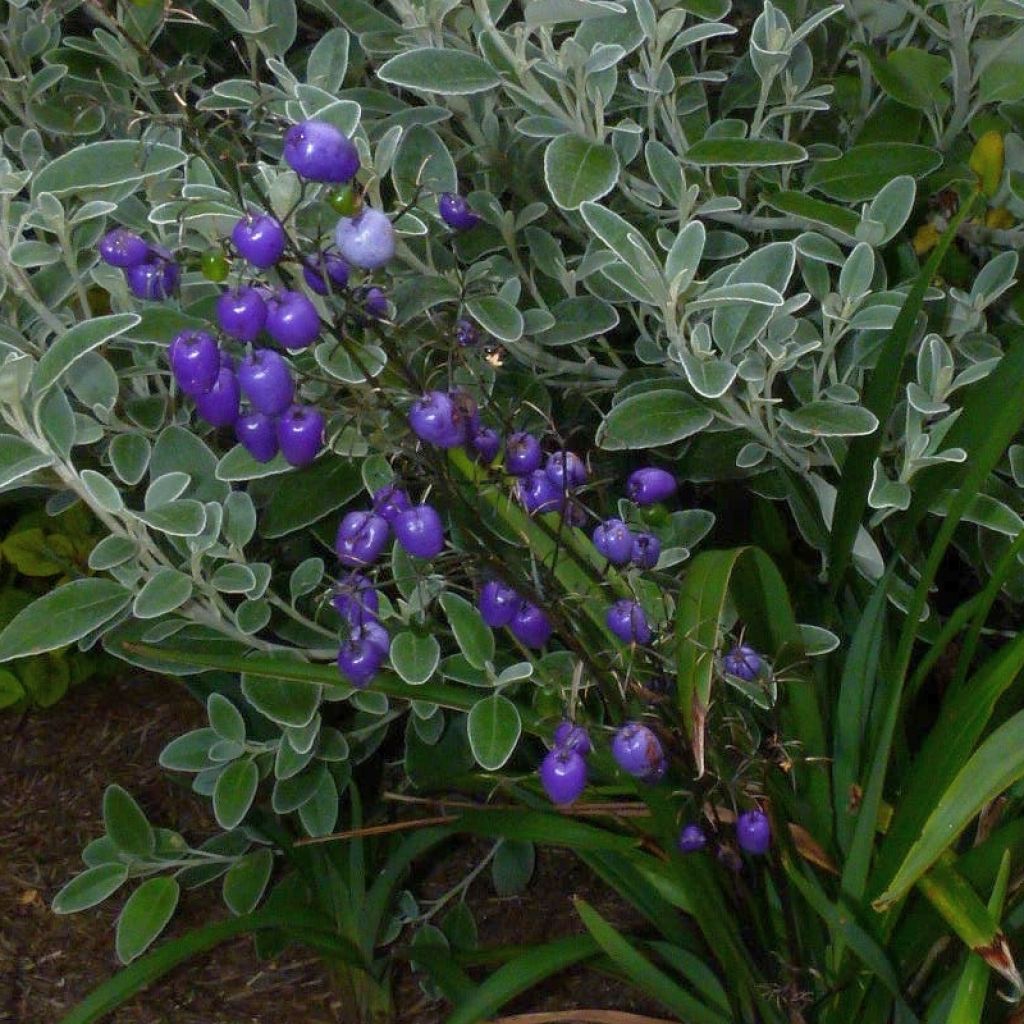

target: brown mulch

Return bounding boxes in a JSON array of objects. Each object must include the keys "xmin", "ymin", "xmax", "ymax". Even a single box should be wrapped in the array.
[{"xmin": 1, "ymin": 676, "xmax": 664, "ymax": 1024}]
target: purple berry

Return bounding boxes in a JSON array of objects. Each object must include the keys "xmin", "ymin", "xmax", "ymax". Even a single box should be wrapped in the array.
[
  {"xmin": 358, "ymin": 285, "xmax": 389, "ymax": 321},
  {"xmin": 277, "ymin": 404, "xmax": 324, "ymax": 466},
  {"xmin": 736, "ymin": 810, "xmax": 771, "ymax": 855},
  {"xmin": 478, "ymin": 580, "xmax": 519, "ymax": 628},
  {"xmin": 217, "ymin": 286, "xmax": 267, "ymax": 342},
  {"xmin": 517, "ymin": 470, "xmax": 564, "ymax": 515},
  {"xmin": 235, "ymin": 411, "xmax": 279, "ymax": 463},
  {"xmin": 607, "ymin": 600, "xmax": 652, "ymax": 645},
  {"xmin": 631, "ymin": 532, "xmax": 661, "ymax": 569},
  {"xmin": 99, "ymin": 228, "xmax": 149, "ymax": 268},
  {"xmin": 678, "ymin": 823, "xmax": 708, "ymax": 853},
  {"xmin": 408, "ymin": 391, "xmax": 466, "ymax": 448},
  {"xmin": 611, "ymin": 723, "xmax": 664, "ymax": 779},
  {"xmin": 393, "ymin": 504, "xmax": 444, "ymax": 559},
  {"xmin": 539, "ymin": 747, "xmax": 586, "ymax": 806},
  {"xmin": 504, "ymin": 432, "xmax": 542, "ymax": 476},
  {"xmin": 553, "ymin": 721, "xmax": 591, "ymax": 755},
  {"xmin": 302, "ymin": 253, "xmax": 350, "ymax": 295},
  {"xmin": 194, "ymin": 367, "xmax": 240, "ymax": 426},
  {"xmin": 237, "ymin": 349, "xmax": 294, "ymax": 415},
  {"xmin": 438, "ymin": 192, "xmax": 481, "ymax": 232},
  {"xmin": 337, "ymin": 621, "xmax": 389, "ymax": 688},
  {"xmin": 125, "ymin": 254, "xmax": 179, "ymax": 300},
  {"xmin": 723, "ymin": 644, "xmax": 762, "ymax": 681},
  {"xmin": 545, "ymin": 451, "xmax": 586, "ymax": 490},
  {"xmin": 231, "ymin": 213, "xmax": 286, "ymax": 268},
  {"xmin": 471, "ymin": 426, "xmax": 501, "ymax": 464},
  {"xmin": 332, "ymin": 573, "xmax": 379, "ymax": 626},
  {"xmin": 626, "ymin": 467, "xmax": 677, "ymax": 506},
  {"xmin": 335, "ymin": 511, "xmax": 390, "ymax": 568},
  {"xmin": 373, "ymin": 483, "xmax": 411, "ymax": 524},
  {"xmin": 510, "ymin": 600, "xmax": 551, "ymax": 649},
  {"xmin": 592, "ymin": 519, "xmax": 634, "ymax": 564},
  {"xmin": 168, "ymin": 330, "xmax": 219, "ymax": 397},
  {"xmin": 266, "ymin": 290, "xmax": 320, "ymax": 350},
  {"xmin": 220, "ymin": 350, "xmax": 236, "ymax": 371},
  {"xmin": 334, "ymin": 208, "xmax": 395, "ymax": 270},
  {"xmin": 454, "ymin": 318, "xmax": 479, "ymax": 347},
  {"xmin": 284, "ymin": 120, "xmax": 360, "ymax": 183}
]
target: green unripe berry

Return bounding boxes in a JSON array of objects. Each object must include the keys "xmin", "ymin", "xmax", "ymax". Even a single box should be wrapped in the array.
[
  {"xmin": 327, "ymin": 185, "xmax": 359, "ymax": 217},
  {"xmin": 201, "ymin": 248, "xmax": 230, "ymax": 282}
]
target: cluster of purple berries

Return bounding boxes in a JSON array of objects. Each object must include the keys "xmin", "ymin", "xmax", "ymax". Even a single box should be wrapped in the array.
[
  {"xmin": 98, "ymin": 229, "xmax": 179, "ymax": 300},
  {"xmin": 677, "ymin": 809, "xmax": 772, "ymax": 857},
  {"xmin": 478, "ymin": 580, "xmax": 552, "ymax": 649},
  {"xmin": 539, "ymin": 721, "xmax": 591, "ymax": 805},
  {"xmin": 165, "ymin": 329, "xmax": 323, "ymax": 466},
  {"xmin": 332, "ymin": 484, "xmax": 446, "ymax": 687}
]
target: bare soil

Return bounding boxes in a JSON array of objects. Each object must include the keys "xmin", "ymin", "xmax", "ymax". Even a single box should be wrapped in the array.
[{"xmin": 1, "ymin": 676, "xmax": 663, "ymax": 1024}]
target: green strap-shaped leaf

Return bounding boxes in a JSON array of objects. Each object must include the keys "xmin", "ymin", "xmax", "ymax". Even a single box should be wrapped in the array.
[
  {"xmin": 574, "ymin": 897, "xmax": 731, "ymax": 1024},
  {"xmin": 945, "ymin": 852, "xmax": 1012, "ymax": 1023},
  {"xmin": 876, "ymin": 710, "xmax": 1024, "ymax": 909}
]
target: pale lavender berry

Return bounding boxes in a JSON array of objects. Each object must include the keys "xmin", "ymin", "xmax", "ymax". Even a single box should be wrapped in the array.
[
  {"xmin": 99, "ymin": 228, "xmax": 149, "ymax": 268},
  {"xmin": 478, "ymin": 580, "xmax": 518, "ymax": 628},
  {"xmin": 126, "ymin": 254, "xmax": 178, "ymax": 300},
  {"xmin": 235, "ymin": 411, "xmax": 278, "ymax": 463},
  {"xmin": 611, "ymin": 723, "xmax": 664, "ymax": 779},
  {"xmin": 303, "ymin": 253, "xmax": 350, "ymax": 295},
  {"xmin": 373, "ymin": 483, "xmax": 411, "ymax": 524},
  {"xmin": 336, "ymin": 511, "xmax": 390, "ymax": 567},
  {"xmin": 545, "ymin": 451, "xmax": 586, "ymax": 490},
  {"xmin": 517, "ymin": 470, "xmax": 564, "ymax": 515},
  {"xmin": 194, "ymin": 366, "xmax": 240, "ymax": 427},
  {"xmin": 393, "ymin": 504, "xmax": 444, "ymax": 559},
  {"xmin": 332, "ymin": 573, "xmax": 379, "ymax": 626},
  {"xmin": 539, "ymin": 747, "xmax": 586, "ymax": 806},
  {"xmin": 505, "ymin": 432, "xmax": 542, "ymax": 476},
  {"xmin": 238, "ymin": 349, "xmax": 294, "ymax": 416},
  {"xmin": 334, "ymin": 208, "xmax": 395, "ymax": 270},
  {"xmin": 678, "ymin": 823, "xmax": 708, "ymax": 853},
  {"xmin": 626, "ymin": 467, "xmax": 677, "ymax": 506},
  {"xmin": 510, "ymin": 600, "xmax": 551, "ymax": 648},
  {"xmin": 231, "ymin": 213, "xmax": 286, "ymax": 268},
  {"xmin": 723, "ymin": 644, "xmax": 762, "ymax": 681},
  {"xmin": 593, "ymin": 519, "xmax": 634, "ymax": 565},
  {"xmin": 438, "ymin": 192, "xmax": 481, "ymax": 231},
  {"xmin": 408, "ymin": 391, "xmax": 466, "ymax": 448},
  {"xmin": 607, "ymin": 600, "xmax": 652, "ymax": 645},
  {"xmin": 217, "ymin": 286, "xmax": 267, "ymax": 342},
  {"xmin": 168, "ymin": 330, "xmax": 219, "ymax": 397},
  {"xmin": 553, "ymin": 721, "xmax": 591, "ymax": 755},
  {"xmin": 277, "ymin": 404, "xmax": 324, "ymax": 466},
  {"xmin": 284, "ymin": 120, "xmax": 360, "ymax": 183},
  {"xmin": 337, "ymin": 621, "xmax": 389, "ymax": 688},
  {"xmin": 471, "ymin": 426, "xmax": 501, "ymax": 464},
  {"xmin": 454, "ymin": 318, "xmax": 479, "ymax": 347},
  {"xmin": 736, "ymin": 810, "xmax": 771, "ymax": 855},
  {"xmin": 631, "ymin": 532, "xmax": 661, "ymax": 569}
]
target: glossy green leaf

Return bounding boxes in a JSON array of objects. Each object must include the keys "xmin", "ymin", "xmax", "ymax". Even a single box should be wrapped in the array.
[
  {"xmin": 103, "ymin": 785, "xmax": 154, "ymax": 858},
  {"xmin": 34, "ymin": 314, "xmax": 140, "ymax": 395},
  {"xmin": 31, "ymin": 140, "xmax": 187, "ymax": 197},
  {"xmin": 213, "ymin": 760, "xmax": 259, "ymax": 830},
  {"xmin": 222, "ymin": 848, "xmax": 274, "ymax": 915},
  {"xmin": 0, "ymin": 578, "xmax": 130, "ymax": 662},
  {"xmin": 390, "ymin": 631, "xmax": 441, "ymax": 685},
  {"xmin": 440, "ymin": 593, "xmax": 494, "ymax": 670},
  {"xmin": 115, "ymin": 877, "xmax": 180, "ymax": 964},
  {"xmin": 377, "ymin": 48, "xmax": 501, "ymax": 95},
  {"xmin": 597, "ymin": 388, "xmax": 713, "ymax": 449},
  {"xmin": 544, "ymin": 134, "xmax": 620, "ymax": 209},
  {"xmin": 685, "ymin": 138, "xmax": 807, "ymax": 167},
  {"xmin": 467, "ymin": 694, "xmax": 521, "ymax": 770},
  {"xmin": 52, "ymin": 863, "xmax": 129, "ymax": 914}
]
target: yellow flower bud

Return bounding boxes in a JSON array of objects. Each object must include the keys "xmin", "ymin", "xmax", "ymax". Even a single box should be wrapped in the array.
[
  {"xmin": 912, "ymin": 223, "xmax": 940, "ymax": 256},
  {"xmin": 969, "ymin": 131, "xmax": 1005, "ymax": 198}
]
